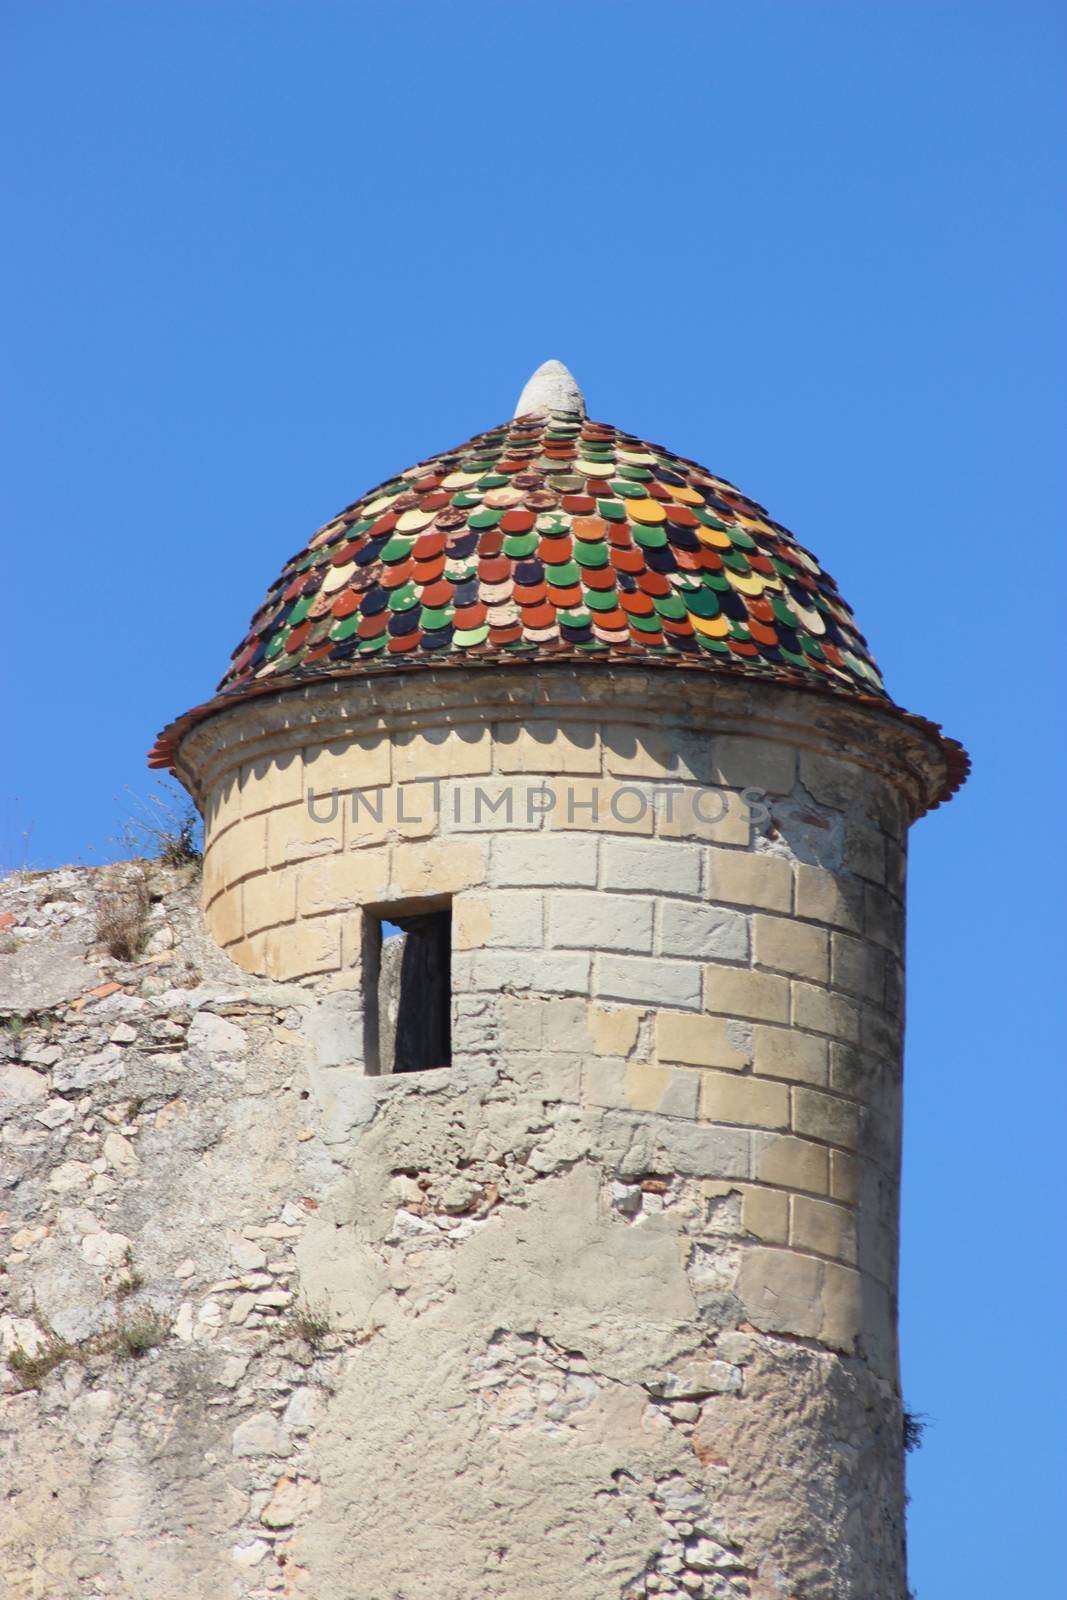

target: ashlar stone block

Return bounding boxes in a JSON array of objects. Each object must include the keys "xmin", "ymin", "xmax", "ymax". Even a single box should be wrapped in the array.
[
  {"xmin": 703, "ymin": 965, "xmax": 790, "ymax": 1024},
  {"xmin": 699, "ymin": 1071, "xmax": 790, "ymax": 1130},
  {"xmin": 588, "ymin": 1004, "xmax": 643, "ymax": 1058},
  {"xmin": 549, "ymin": 891, "xmax": 654, "ymax": 954},
  {"xmin": 753, "ymin": 915, "xmax": 829, "ymax": 983},
  {"xmin": 597, "ymin": 954, "xmax": 701, "ymax": 1010},
  {"xmin": 657, "ymin": 1012, "xmax": 749, "ymax": 1071},
  {"xmin": 752, "ymin": 1025, "xmax": 828, "ymax": 1085},
  {"xmin": 601, "ymin": 837, "xmax": 702, "ymax": 896},
  {"xmin": 660, "ymin": 900, "xmax": 749, "ymax": 962},
  {"xmin": 792, "ymin": 1087, "xmax": 862, "ymax": 1151},
  {"xmin": 754, "ymin": 1134, "xmax": 829, "ymax": 1195},
  {"xmin": 792, "ymin": 982, "xmax": 862, "ymax": 1043},
  {"xmin": 244, "ymin": 868, "xmax": 297, "ymax": 934},
  {"xmin": 491, "ymin": 832, "xmax": 598, "ymax": 888},
  {"xmin": 705, "ymin": 848, "xmax": 793, "ymax": 911},
  {"xmin": 794, "ymin": 863, "xmax": 864, "ymax": 932},
  {"xmin": 791, "ymin": 1195, "xmax": 858, "ymax": 1264}
]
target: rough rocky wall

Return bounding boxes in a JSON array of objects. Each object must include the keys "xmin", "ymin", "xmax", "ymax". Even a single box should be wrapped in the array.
[
  {"xmin": 0, "ymin": 860, "xmax": 338, "ymax": 1598},
  {"xmin": 1, "ymin": 845, "xmax": 909, "ymax": 1599}
]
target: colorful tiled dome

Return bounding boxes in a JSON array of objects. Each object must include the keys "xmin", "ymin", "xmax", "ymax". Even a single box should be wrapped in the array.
[{"xmin": 149, "ymin": 362, "xmax": 968, "ymax": 801}]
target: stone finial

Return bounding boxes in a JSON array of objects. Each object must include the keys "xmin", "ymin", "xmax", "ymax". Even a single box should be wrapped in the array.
[{"xmin": 513, "ymin": 359, "xmax": 585, "ymax": 419}]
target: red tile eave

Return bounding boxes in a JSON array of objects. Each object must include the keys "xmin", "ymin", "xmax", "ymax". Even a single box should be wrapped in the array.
[{"xmin": 148, "ymin": 654, "xmax": 970, "ymax": 814}]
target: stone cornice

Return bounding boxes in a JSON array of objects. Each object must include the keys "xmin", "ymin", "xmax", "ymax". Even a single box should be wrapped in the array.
[{"xmin": 174, "ymin": 665, "xmax": 951, "ymax": 823}]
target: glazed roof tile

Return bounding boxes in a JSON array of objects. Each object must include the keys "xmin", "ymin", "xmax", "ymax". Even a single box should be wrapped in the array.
[{"xmin": 149, "ymin": 375, "xmax": 968, "ymax": 806}]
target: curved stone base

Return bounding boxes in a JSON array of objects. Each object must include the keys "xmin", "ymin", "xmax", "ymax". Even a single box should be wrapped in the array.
[{"xmin": 299, "ymin": 1060, "xmax": 907, "ymax": 1600}]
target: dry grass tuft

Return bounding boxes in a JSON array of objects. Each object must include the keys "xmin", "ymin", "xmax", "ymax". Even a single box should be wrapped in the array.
[
  {"xmin": 95, "ymin": 871, "xmax": 151, "ymax": 962},
  {"xmin": 114, "ymin": 1311, "xmax": 168, "ymax": 1357},
  {"xmin": 283, "ymin": 1298, "xmax": 332, "ymax": 1349},
  {"xmin": 7, "ymin": 1330, "xmax": 77, "ymax": 1388},
  {"xmin": 113, "ymin": 1271, "xmax": 145, "ymax": 1302},
  {"xmin": 6, "ymin": 1309, "xmax": 172, "ymax": 1390},
  {"xmin": 115, "ymin": 782, "xmax": 202, "ymax": 869}
]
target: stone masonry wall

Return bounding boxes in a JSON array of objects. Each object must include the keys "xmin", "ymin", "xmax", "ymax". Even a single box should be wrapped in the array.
[
  {"xmin": 1, "ymin": 851, "xmax": 905, "ymax": 1598},
  {"xmin": 190, "ymin": 672, "xmax": 914, "ymax": 1384},
  {"xmin": 0, "ymin": 671, "xmax": 947, "ymax": 1598}
]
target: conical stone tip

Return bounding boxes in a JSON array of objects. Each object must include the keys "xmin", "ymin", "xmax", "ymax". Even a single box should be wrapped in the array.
[{"xmin": 513, "ymin": 359, "xmax": 585, "ymax": 419}]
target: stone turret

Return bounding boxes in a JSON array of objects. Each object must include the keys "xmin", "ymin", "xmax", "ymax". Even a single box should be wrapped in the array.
[{"xmin": 147, "ymin": 364, "xmax": 967, "ymax": 1597}]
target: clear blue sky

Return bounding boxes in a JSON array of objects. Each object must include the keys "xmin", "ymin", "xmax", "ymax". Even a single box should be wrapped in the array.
[{"xmin": 4, "ymin": 3, "xmax": 1064, "ymax": 1589}]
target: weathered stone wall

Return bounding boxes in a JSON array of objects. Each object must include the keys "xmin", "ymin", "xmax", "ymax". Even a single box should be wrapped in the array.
[
  {"xmin": 187, "ymin": 672, "xmax": 918, "ymax": 1378},
  {"xmin": 0, "ymin": 673, "xmax": 949, "ymax": 1597},
  {"xmin": 0, "ymin": 862, "xmax": 335, "ymax": 1598},
  {"xmin": 190, "ymin": 671, "xmax": 926, "ymax": 1002}
]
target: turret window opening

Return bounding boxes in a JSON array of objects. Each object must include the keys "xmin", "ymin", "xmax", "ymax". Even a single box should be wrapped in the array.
[{"xmin": 363, "ymin": 900, "xmax": 452, "ymax": 1074}]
